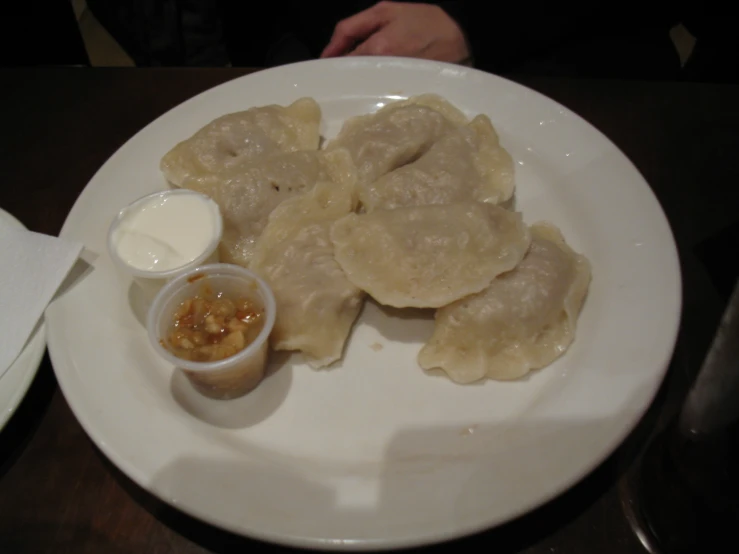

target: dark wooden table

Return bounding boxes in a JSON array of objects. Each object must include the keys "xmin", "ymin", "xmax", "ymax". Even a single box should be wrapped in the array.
[{"xmin": 0, "ymin": 68, "xmax": 737, "ymax": 553}]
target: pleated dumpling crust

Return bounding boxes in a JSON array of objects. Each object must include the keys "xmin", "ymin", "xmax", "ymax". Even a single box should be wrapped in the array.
[
  {"xmin": 324, "ymin": 94, "xmax": 469, "ymax": 186},
  {"xmin": 418, "ymin": 222, "xmax": 592, "ymax": 383},
  {"xmin": 249, "ymin": 151, "xmax": 365, "ymax": 369},
  {"xmin": 330, "ymin": 202, "xmax": 531, "ymax": 309},
  {"xmin": 160, "ymin": 97, "xmax": 322, "ymax": 187},
  {"xmin": 359, "ymin": 114, "xmax": 514, "ymax": 212},
  {"xmin": 183, "ymin": 150, "xmax": 330, "ymax": 267}
]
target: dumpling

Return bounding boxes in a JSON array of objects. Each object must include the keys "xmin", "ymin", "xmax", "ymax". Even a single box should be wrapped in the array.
[
  {"xmin": 249, "ymin": 169, "xmax": 365, "ymax": 369},
  {"xmin": 325, "ymin": 94, "xmax": 468, "ymax": 185},
  {"xmin": 330, "ymin": 202, "xmax": 530, "ymax": 308},
  {"xmin": 160, "ymin": 97, "xmax": 321, "ymax": 187},
  {"xmin": 359, "ymin": 114, "xmax": 515, "ymax": 212},
  {"xmin": 382, "ymin": 94, "xmax": 470, "ymax": 124},
  {"xmin": 181, "ymin": 150, "xmax": 330, "ymax": 267},
  {"xmin": 418, "ymin": 222, "xmax": 592, "ymax": 383}
]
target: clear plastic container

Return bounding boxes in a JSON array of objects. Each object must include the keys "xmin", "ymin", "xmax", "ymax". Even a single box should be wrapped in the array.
[
  {"xmin": 107, "ymin": 189, "xmax": 223, "ymax": 304},
  {"xmin": 147, "ymin": 264, "xmax": 276, "ymax": 400}
]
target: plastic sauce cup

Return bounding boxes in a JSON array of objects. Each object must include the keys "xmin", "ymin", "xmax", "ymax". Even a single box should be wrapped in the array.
[
  {"xmin": 107, "ymin": 189, "xmax": 223, "ymax": 303},
  {"xmin": 147, "ymin": 264, "xmax": 276, "ymax": 400}
]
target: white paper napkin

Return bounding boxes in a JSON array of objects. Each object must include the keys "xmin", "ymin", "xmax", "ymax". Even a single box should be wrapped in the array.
[{"xmin": 0, "ymin": 219, "xmax": 83, "ymax": 378}]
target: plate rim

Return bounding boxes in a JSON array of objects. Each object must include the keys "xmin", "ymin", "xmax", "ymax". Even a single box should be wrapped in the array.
[{"xmin": 46, "ymin": 57, "xmax": 682, "ymax": 550}]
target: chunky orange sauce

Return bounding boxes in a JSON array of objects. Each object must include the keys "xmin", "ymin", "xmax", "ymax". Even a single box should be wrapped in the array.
[{"xmin": 163, "ymin": 292, "xmax": 264, "ymax": 362}]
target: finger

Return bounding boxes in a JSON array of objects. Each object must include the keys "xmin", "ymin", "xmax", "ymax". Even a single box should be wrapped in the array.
[
  {"xmin": 320, "ymin": 3, "xmax": 390, "ymax": 58},
  {"xmin": 348, "ymin": 26, "xmax": 401, "ymax": 57}
]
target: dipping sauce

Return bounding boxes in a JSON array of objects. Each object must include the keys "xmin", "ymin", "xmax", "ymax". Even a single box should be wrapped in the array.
[
  {"xmin": 110, "ymin": 190, "xmax": 221, "ymax": 273},
  {"xmin": 163, "ymin": 292, "xmax": 265, "ymax": 362},
  {"xmin": 147, "ymin": 263, "xmax": 276, "ymax": 400}
]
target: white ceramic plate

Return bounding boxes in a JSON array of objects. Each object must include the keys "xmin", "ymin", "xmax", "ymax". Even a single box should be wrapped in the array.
[
  {"xmin": 46, "ymin": 58, "xmax": 681, "ymax": 550},
  {"xmin": 0, "ymin": 209, "xmax": 47, "ymax": 430}
]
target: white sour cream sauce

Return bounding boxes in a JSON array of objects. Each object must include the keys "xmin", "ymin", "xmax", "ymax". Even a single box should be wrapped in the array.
[{"xmin": 112, "ymin": 191, "xmax": 221, "ymax": 273}]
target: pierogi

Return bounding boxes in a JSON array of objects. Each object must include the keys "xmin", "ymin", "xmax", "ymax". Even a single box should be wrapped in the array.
[
  {"xmin": 330, "ymin": 202, "xmax": 530, "ymax": 309},
  {"xmin": 158, "ymin": 93, "xmax": 591, "ymax": 381},
  {"xmin": 418, "ymin": 222, "xmax": 591, "ymax": 383}
]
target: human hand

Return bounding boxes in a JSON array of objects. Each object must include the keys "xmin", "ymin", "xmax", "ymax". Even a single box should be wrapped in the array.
[{"xmin": 320, "ymin": 1, "xmax": 470, "ymax": 63}]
